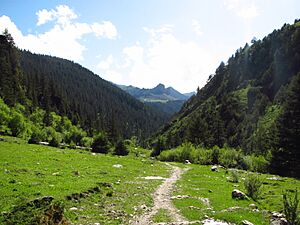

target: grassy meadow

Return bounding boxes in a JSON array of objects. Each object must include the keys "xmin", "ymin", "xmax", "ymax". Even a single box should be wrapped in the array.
[
  {"xmin": 172, "ymin": 163, "xmax": 300, "ymax": 224},
  {"xmin": 0, "ymin": 136, "xmax": 170, "ymax": 224},
  {"xmin": 0, "ymin": 136, "xmax": 299, "ymax": 224}
]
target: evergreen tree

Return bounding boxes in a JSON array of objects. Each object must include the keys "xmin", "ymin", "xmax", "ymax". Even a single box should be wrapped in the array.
[{"xmin": 271, "ymin": 73, "xmax": 300, "ymax": 177}]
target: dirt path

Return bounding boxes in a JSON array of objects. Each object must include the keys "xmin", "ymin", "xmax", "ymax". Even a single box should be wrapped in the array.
[{"xmin": 131, "ymin": 164, "xmax": 198, "ymax": 225}]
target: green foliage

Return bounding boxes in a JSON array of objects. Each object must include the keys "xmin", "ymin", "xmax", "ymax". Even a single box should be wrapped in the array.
[
  {"xmin": 283, "ymin": 190, "xmax": 300, "ymax": 225},
  {"xmin": 0, "ymin": 98, "xmax": 11, "ymax": 134},
  {"xmin": 271, "ymin": 73, "xmax": 300, "ymax": 178},
  {"xmin": 114, "ymin": 140, "xmax": 129, "ymax": 156},
  {"xmin": 49, "ymin": 131, "xmax": 62, "ymax": 147},
  {"xmin": 8, "ymin": 111, "xmax": 28, "ymax": 138},
  {"xmin": 230, "ymin": 170, "xmax": 239, "ymax": 183},
  {"xmin": 244, "ymin": 174, "xmax": 263, "ymax": 200},
  {"xmin": 91, "ymin": 133, "xmax": 111, "ymax": 154}
]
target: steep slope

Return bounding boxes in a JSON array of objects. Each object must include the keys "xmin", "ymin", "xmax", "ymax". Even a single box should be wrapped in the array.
[
  {"xmin": 0, "ymin": 34, "xmax": 168, "ymax": 141},
  {"xmin": 153, "ymin": 20, "xmax": 300, "ymax": 177},
  {"xmin": 19, "ymin": 51, "xmax": 169, "ymax": 140}
]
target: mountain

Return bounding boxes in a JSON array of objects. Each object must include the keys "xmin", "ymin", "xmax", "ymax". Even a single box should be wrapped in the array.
[
  {"xmin": 153, "ymin": 20, "xmax": 300, "ymax": 177},
  {"xmin": 119, "ymin": 84, "xmax": 195, "ymax": 117},
  {"xmin": 119, "ymin": 84, "xmax": 192, "ymax": 102},
  {"xmin": 0, "ymin": 33, "xmax": 168, "ymax": 142}
]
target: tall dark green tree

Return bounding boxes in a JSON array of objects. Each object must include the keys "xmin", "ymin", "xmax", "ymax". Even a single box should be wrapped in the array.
[
  {"xmin": 271, "ymin": 73, "xmax": 300, "ymax": 177},
  {"xmin": 0, "ymin": 30, "xmax": 25, "ymax": 105}
]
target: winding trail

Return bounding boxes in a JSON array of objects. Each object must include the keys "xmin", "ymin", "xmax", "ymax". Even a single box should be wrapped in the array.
[{"xmin": 131, "ymin": 164, "xmax": 199, "ymax": 225}]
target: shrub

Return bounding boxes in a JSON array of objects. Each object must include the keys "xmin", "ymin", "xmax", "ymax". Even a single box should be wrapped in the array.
[
  {"xmin": 219, "ymin": 148, "xmax": 239, "ymax": 168},
  {"xmin": 114, "ymin": 140, "xmax": 129, "ymax": 156},
  {"xmin": 91, "ymin": 133, "xmax": 110, "ymax": 154},
  {"xmin": 80, "ymin": 137, "xmax": 93, "ymax": 148},
  {"xmin": 230, "ymin": 170, "xmax": 239, "ymax": 183},
  {"xmin": 212, "ymin": 146, "xmax": 220, "ymax": 164},
  {"xmin": 49, "ymin": 132, "xmax": 62, "ymax": 147},
  {"xmin": 251, "ymin": 155, "xmax": 269, "ymax": 173},
  {"xmin": 244, "ymin": 173, "xmax": 263, "ymax": 200},
  {"xmin": 180, "ymin": 142, "xmax": 193, "ymax": 162},
  {"xmin": 191, "ymin": 148, "xmax": 212, "ymax": 165},
  {"xmin": 28, "ymin": 127, "xmax": 46, "ymax": 144},
  {"xmin": 283, "ymin": 190, "xmax": 299, "ymax": 225}
]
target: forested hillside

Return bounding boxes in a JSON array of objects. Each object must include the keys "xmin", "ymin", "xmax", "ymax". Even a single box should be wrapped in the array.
[
  {"xmin": 153, "ymin": 20, "xmax": 300, "ymax": 177},
  {"xmin": 0, "ymin": 31, "xmax": 167, "ymax": 142}
]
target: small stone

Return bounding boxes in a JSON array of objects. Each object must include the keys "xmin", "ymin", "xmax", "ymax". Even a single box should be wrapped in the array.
[
  {"xmin": 232, "ymin": 189, "xmax": 246, "ymax": 199},
  {"xmin": 242, "ymin": 220, "xmax": 254, "ymax": 225},
  {"xmin": 69, "ymin": 207, "xmax": 78, "ymax": 211},
  {"xmin": 249, "ymin": 203, "xmax": 257, "ymax": 209},
  {"xmin": 185, "ymin": 159, "xmax": 191, "ymax": 164},
  {"xmin": 113, "ymin": 164, "xmax": 123, "ymax": 168},
  {"xmin": 211, "ymin": 165, "xmax": 218, "ymax": 171}
]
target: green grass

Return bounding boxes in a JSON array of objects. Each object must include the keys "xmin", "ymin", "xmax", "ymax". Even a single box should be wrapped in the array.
[
  {"xmin": 172, "ymin": 164, "xmax": 300, "ymax": 224},
  {"xmin": 0, "ymin": 136, "xmax": 170, "ymax": 224},
  {"xmin": 152, "ymin": 208, "xmax": 173, "ymax": 223}
]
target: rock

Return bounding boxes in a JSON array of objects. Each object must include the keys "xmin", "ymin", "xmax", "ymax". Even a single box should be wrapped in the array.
[
  {"xmin": 185, "ymin": 159, "xmax": 191, "ymax": 164},
  {"xmin": 171, "ymin": 195, "xmax": 191, "ymax": 199},
  {"xmin": 211, "ymin": 165, "xmax": 218, "ymax": 171},
  {"xmin": 69, "ymin": 207, "xmax": 78, "ymax": 211},
  {"xmin": 232, "ymin": 189, "xmax": 246, "ymax": 199},
  {"xmin": 242, "ymin": 220, "xmax": 254, "ymax": 225},
  {"xmin": 270, "ymin": 212, "xmax": 288, "ymax": 225},
  {"xmin": 112, "ymin": 164, "xmax": 123, "ymax": 168},
  {"xmin": 249, "ymin": 203, "xmax": 257, "ymax": 209}
]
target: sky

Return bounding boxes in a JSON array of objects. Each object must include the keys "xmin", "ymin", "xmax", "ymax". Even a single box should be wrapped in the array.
[{"xmin": 0, "ymin": 1, "xmax": 299, "ymax": 93}]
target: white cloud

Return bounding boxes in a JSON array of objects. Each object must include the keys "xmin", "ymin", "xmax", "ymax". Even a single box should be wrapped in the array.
[
  {"xmin": 192, "ymin": 19, "xmax": 203, "ymax": 37},
  {"xmin": 0, "ymin": 5, "xmax": 118, "ymax": 62},
  {"xmin": 224, "ymin": 0, "xmax": 259, "ymax": 20},
  {"xmin": 91, "ymin": 21, "xmax": 118, "ymax": 39},
  {"xmin": 36, "ymin": 5, "xmax": 77, "ymax": 26},
  {"xmin": 97, "ymin": 25, "xmax": 224, "ymax": 93}
]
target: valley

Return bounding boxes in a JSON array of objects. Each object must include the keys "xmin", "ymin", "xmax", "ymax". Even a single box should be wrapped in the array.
[
  {"xmin": 0, "ymin": 6, "xmax": 300, "ymax": 224},
  {"xmin": 0, "ymin": 137, "xmax": 299, "ymax": 225}
]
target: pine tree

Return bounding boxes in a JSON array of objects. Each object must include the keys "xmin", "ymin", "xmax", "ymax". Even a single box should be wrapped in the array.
[{"xmin": 271, "ymin": 73, "xmax": 300, "ymax": 177}]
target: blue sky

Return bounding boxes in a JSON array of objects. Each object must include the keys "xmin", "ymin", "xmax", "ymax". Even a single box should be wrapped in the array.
[{"xmin": 0, "ymin": 0, "xmax": 299, "ymax": 92}]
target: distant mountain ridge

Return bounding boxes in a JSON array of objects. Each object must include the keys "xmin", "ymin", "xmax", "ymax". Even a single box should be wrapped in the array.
[
  {"xmin": 119, "ymin": 84, "xmax": 195, "ymax": 118},
  {"xmin": 119, "ymin": 84, "xmax": 194, "ymax": 102}
]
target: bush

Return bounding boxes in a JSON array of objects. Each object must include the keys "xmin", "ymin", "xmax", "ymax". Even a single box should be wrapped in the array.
[
  {"xmin": 91, "ymin": 133, "xmax": 110, "ymax": 154},
  {"xmin": 251, "ymin": 155, "xmax": 269, "ymax": 173},
  {"xmin": 114, "ymin": 140, "xmax": 129, "ymax": 156},
  {"xmin": 219, "ymin": 149, "xmax": 238, "ymax": 168},
  {"xmin": 190, "ymin": 148, "xmax": 212, "ymax": 165},
  {"xmin": 283, "ymin": 190, "xmax": 299, "ymax": 225},
  {"xmin": 180, "ymin": 142, "xmax": 193, "ymax": 162},
  {"xmin": 230, "ymin": 170, "xmax": 239, "ymax": 183},
  {"xmin": 212, "ymin": 146, "xmax": 220, "ymax": 164},
  {"xmin": 244, "ymin": 173, "xmax": 263, "ymax": 200},
  {"xmin": 80, "ymin": 137, "xmax": 93, "ymax": 148},
  {"xmin": 49, "ymin": 132, "xmax": 62, "ymax": 147},
  {"xmin": 28, "ymin": 127, "xmax": 45, "ymax": 144}
]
